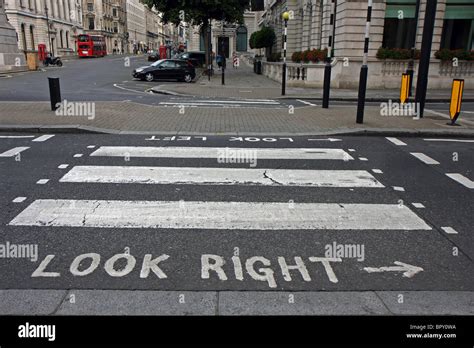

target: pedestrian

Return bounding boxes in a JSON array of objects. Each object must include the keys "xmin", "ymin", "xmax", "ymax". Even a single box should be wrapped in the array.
[{"xmin": 216, "ymin": 54, "xmax": 223, "ymax": 70}]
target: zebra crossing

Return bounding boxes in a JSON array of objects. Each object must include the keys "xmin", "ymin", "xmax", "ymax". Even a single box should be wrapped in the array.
[
  {"xmin": 8, "ymin": 144, "xmax": 432, "ymax": 232},
  {"xmin": 0, "ymin": 135, "xmax": 55, "ymax": 157}
]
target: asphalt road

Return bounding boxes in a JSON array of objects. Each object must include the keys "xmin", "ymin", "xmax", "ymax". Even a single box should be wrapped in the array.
[{"xmin": 1, "ymin": 134, "xmax": 472, "ymax": 296}]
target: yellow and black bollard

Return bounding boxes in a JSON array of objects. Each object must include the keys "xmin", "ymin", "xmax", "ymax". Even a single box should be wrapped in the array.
[
  {"xmin": 448, "ymin": 79, "xmax": 464, "ymax": 126},
  {"xmin": 400, "ymin": 73, "xmax": 410, "ymax": 104}
]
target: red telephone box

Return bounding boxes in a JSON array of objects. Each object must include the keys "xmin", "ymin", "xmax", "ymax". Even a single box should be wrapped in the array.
[
  {"xmin": 38, "ymin": 44, "xmax": 47, "ymax": 61},
  {"xmin": 159, "ymin": 45, "xmax": 167, "ymax": 59}
]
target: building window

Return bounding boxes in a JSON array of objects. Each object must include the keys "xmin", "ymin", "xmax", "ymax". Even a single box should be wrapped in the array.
[
  {"xmin": 113, "ymin": 8, "xmax": 117, "ymax": 17},
  {"xmin": 21, "ymin": 24, "xmax": 27, "ymax": 50},
  {"xmin": 236, "ymin": 25, "xmax": 248, "ymax": 52},
  {"xmin": 66, "ymin": 31, "xmax": 69, "ymax": 48},
  {"xmin": 382, "ymin": 0, "xmax": 417, "ymax": 49},
  {"xmin": 29, "ymin": 25, "xmax": 35, "ymax": 49},
  {"xmin": 199, "ymin": 26, "xmax": 206, "ymax": 51},
  {"xmin": 440, "ymin": 1, "xmax": 474, "ymax": 50},
  {"xmin": 88, "ymin": 17, "xmax": 94, "ymax": 30},
  {"xmin": 114, "ymin": 23, "xmax": 118, "ymax": 33},
  {"xmin": 60, "ymin": 30, "xmax": 63, "ymax": 47},
  {"xmin": 87, "ymin": 3, "xmax": 93, "ymax": 11}
]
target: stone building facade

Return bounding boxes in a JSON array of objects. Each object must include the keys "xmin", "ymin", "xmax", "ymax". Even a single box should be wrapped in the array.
[
  {"xmin": 125, "ymin": 0, "xmax": 144, "ymax": 53},
  {"xmin": 5, "ymin": 0, "xmax": 84, "ymax": 56},
  {"xmin": 82, "ymin": 0, "xmax": 127, "ymax": 54}
]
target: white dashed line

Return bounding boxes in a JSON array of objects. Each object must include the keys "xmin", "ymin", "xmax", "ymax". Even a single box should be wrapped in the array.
[
  {"xmin": 87, "ymin": 145, "xmax": 96, "ymax": 149},
  {"xmin": 412, "ymin": 203, "xmax": 425, "ymax": 208},
  {"xmin": 36, "ymin": 179, "xmax": 49, "ymax": 185},
  {"xmin": 348, "ymin": 149, "xmax": 356, "ymax": 152},
  {"xmin": 372, "ymin": 169, "xmax": 383, "ymax": 174},
  {"xmin": 386, "ymin": 137, "xmax": 407, "ymax": 146},
  {"xmin": 74, "ymin": 154, "xmax": 83, "ymax": 158},
  {"xmin": 13, "ymin": 197, "xmax": 27, "ymax": 203},
  {"xmin": 441, "ymin": 227, "xmax": 458, "ymax": 235},
  {"xmin": 297, "ymin": 99, "xmax": 317, "ymax": 107},
  {"xmin": 410, "ymin": 152, "xmax": 440, "ymax": 165},
  {"xmin": 359, "ymin": 157, "xmax": 368, "ymax": 161},
  {"xmin": 0, "ymin": 136, "xmax": 34, "ymax": 139},
  {"xmin": 32, "ymin": 135, "xmax": 55, "ymax": 142},
  {"xmin": 393, "ymin": 186, "xmax": 405, "ymax": 192},
  {"xmin": 58, "ymin": 164, "xmax": 69, "ymax": 169},
  {"xmin": 445, "ymin": 173, "xmax": 474, "ymax": 189},
  {"xmin": 0, "ymin": 147, "xmax": 30, "ymax": 157}
]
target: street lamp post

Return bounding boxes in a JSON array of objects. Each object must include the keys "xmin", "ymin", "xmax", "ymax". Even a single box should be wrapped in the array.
[
  {"xmin": 322, "ymin": 0, "xmax": 336, "ymax": 108},
  {"xmin": 282, "ymin": 10, "xmax": 290, "ymax": 96},
  {"xmin": 44, "ymin": 5, "xmax": 53, "ymax": 56}
]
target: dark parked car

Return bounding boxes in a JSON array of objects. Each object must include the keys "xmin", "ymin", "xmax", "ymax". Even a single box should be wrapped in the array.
[
  {"xmin": 133, "ymin": 59, "xmax": 196, "ymax": 83},
  {"xmin": 177, "ymin": 51, "xmax": 206, "ymax": 67}
]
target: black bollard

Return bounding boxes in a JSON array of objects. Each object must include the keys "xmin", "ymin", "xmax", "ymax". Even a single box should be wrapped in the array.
[{"xmin": 48, "ymin": 77, "xmax": 61, "ymax": 111}]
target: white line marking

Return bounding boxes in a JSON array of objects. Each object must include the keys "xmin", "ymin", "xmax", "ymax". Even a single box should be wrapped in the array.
[
  {"xmin": 348, "ymin": 149, "xmax": 356, "ymax": 152},
  {"xmin": 9, "ymin": 200, "xmax": 432, "ymax": 230},
  {"xmin": 425, "ymin": 108, "xmax": 474, "ymax": 125},
  {"xmin": 58, "ymin": 164, "xmax": 69, "ymax": 169},
  {"xmin": 90, "ymin": 147, "xmax": 354, "ymax": 161},
  {"xmin": 441, "ymin": 227, "xmax": 458, "ymax": 235},
  {"xmin": 393, "ymin": 186, "xmax": 405, "ymax": 192},
  {"xmin": 73, "ymin": 154, "xmax": 83, "ymax": 158},
  {"xmin": 297, "ymin": 99, "xmax": 317, "ymax": 106},
  {"xmin": 308, "ymin": 138, "xmax": 341, "ymax": 142},
  {"xmin": 173, "ymin": 100, "xmax": 279, "ymax": 105},
  {"xmin": 412, "ymin": 203, "xmax": 425, "ymax": 208},
  {"xmin": 32, "ymin": 135, "xmax": 55, "ymax": 142},
  {"xmin": 410, "ymin": 152, "xmax": 440, "ymax": 165},
  {"xmin": 359, "ymin": 157, "xmax": 368, "ymax": 161},
  {"xmin": 386, "ymin": 137, "xmax": 407, "ymax": 146},
  {"xmin": 0, "ymin": 147, "xmax": 30, "ymax": 157},
  {"xmin": 60, "ymin": 166, "xmax": 385, "ymax": 188},
  {"xmin": 372, "ymin": 169, "xmax": 383, "ymax": 174},
  {"xmin": 0, "ymin": 136, "xmax": 35, "ymax": 139},
  {"xmin": 13, "ymin": 197, "xmax": 27, "ymax": 203},
  {"xmin": 445, "ymin": 173, "xmax": 474, "ymax": 189},
  {"xmin": 113, "ymin": 83, "xmax": 149, "ymax": 95},
  {"xmin": 36, "ymin": 179, "xmax": 49, "ymax": 185},
  {"xmin": 87, "ymin": 145, "xmax": 96, "ymax": 149},
  {"xmin": 364, "ymin": 261, "xmax": 423, "ymax": 278},
  {"xmin": 424, "ymin": 139, "xmax": 474, "ymax": 143}
]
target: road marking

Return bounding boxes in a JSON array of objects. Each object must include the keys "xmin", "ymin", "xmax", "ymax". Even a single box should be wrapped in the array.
[
  {"xmin": 60, "ymin": 166, "xmax": 385, "ymax": 188},
  {"xmin": 91, "ymin": 147, "xmax": 354, "ymax": 161},
  {"xmin": 386, "ymin": 137, "xmax": 407, "ymax": 146},
  {"xmin": 425, "ymin": 108, "xmax": 474, "ymax": 125},
  {"xmin": 9, "ymin": 200, "xmax": 431, "ymax": 230},
  {"xmin": 73, "ymin": 154, "xmax": 83, "ymax": 158},
  {"xmin": 87, "ymin": 145, "xmax": 96, "ymax": 149},
  {"xmin": 359, "ymin": 157, "xmax": 368, "ymax": 161},
  {"xmin": 372, "ymin": 169, "xmax": 383, "ymax": 174},
  {"xmin": 0, "ymin": 136, "xmax": 35, "ymax": 139},
  {"xmin": 410, "ymin": 152, "xmax": 440, "ymax": 165},
  {"xmin": 348, "ymin": 149, "xmax": 356, "ymax": 152},
  {"xmin": 308, "ymin": 138, "xmax": 341, "ymax": 142},
  {"xmin": 0, "ymin": 147, "xmax": 30, "ymax": 157},
  {"xmin": 412, "ymin": 203, "xmax": 425, "ymax": 209},
  {"xmin": 32, "ymin": 135, "xmax": 55, "ymax": 142},
  {"xmin": 424, "ymin": 138, "xmax": 474, "ymax": 143},
  {"xmin": 36, "ymin": 179, "xmax": 49, "ymax": 185},
  {"xmin": 441, "ymin": 227, "xmax": 458, "ymax": 235},
  {"xmin": 297, "ymin": 99, "xmax": 317, "ymax": 107},
  {"xmin": 393, "ymin": 186, "xmax": 405, "ymax": 192},
  {"xmin": 58, "ymin": 164, "xmax": 69, "ymax": 169},
  {"xmin": 364, "ymin": 261, "xmax": 423, "ymax": 278},
  {"xmin": 176, "ymin": 100, "xmax": 280, "ymax": 105},
  {"xmin": 113, "ymin": 83, "xmax": 149, "ymax": 95},
  {"xmin": 445, "ymin": 173, "xmax": 474, "ymax": 189},
  {"xmin": 13, "ymin": 197, "xmax": 27, "ymax": 203}
]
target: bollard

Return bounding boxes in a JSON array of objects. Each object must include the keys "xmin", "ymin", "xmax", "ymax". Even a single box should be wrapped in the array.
[{"xmin": 48, "ymin": 77, "xmax": 61, "ymax": 111}]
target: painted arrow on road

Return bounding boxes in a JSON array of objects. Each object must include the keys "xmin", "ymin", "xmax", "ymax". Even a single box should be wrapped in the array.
[
  {"xmin": 308, "ymin": 138, "xmax": 342, "ymax": 142},
  {"xmin": 363, "ymin": 261, "xmax": 424, "ymax": 278},
  {"xmin": 423, "ymin": 139, "xmax": 474, "ymax": 143}
]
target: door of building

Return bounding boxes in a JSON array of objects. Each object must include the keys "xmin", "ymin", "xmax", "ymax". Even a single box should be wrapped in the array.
[{"xmin": 217, "ymin": 36, "xmax": 230, "ymax": 58}]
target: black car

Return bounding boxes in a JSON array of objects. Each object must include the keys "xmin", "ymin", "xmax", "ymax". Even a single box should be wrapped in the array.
[
  {"xmin": 147, "ymin": 51, "xmax": 160, "ymax": 62},
  {"xmin": 133, "ymin": 59, "xmax": 196, "ymax": 83},
  {"xmin": 177, "ymin": 51, "xmax": 206, "ymax": 67}
]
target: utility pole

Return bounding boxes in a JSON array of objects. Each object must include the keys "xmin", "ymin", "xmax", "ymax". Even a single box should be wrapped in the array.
[
  {"xmin": 44, "ymin": 4, "xmax": 53, "ymax": 56},
  {"xmin": 207, "ymin": 19, "xmax": 212, "ymax": 81},
  {"xmin": 415, "ymin": 0, "xmax": 437, "ymax": 118},
  {"xmin": 406, "ymin": 0, "xmax": 421, "ymax": 97},
  {"xmin": 282, "ymin": 10, "xmax": 290, "ymax": 96},
  {"xmin": 356, "ymin": 0, "xmax": 372, "ymax": 124},
  {"xmin": 221, "ymin": 13, "xmax": 225, "ymax": 85}
]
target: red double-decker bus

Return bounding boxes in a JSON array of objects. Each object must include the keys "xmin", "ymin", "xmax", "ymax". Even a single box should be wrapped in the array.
[{"xmin": 77, "ymin": 34, "xmax": 107, "ymax": 58}]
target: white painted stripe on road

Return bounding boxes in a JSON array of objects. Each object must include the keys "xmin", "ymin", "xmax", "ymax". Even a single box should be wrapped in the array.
[
  {"xmin": 58, "ymin": 164, "xmax": 69, "ymax": 169},
  {"xmin": 0, "ymin": 136, "xmax": 35, "ymax": 139},
  {"xmin": 441, "ymin": 227, "xmax": 458, "ymax": 235},
  {"xmin": 386, "ymin": 137, "xmax": 407, "ymax": 146},
  {"xmin": 424, "ymin": 108, "xmax": 474, "ymax": 125},
  {"xmin": 372, "ymin": 169, "xmax": 383, "ymax": 174},
  {"xmin": 74, "ymin": 154, "xmax": 83, "ymax": 158},
  {"xmin": 446, "ymin": 173, "xmax": 474, "ymax": 189},
  {"xmin": 90, "ymin": 147, "xmax": 354, "ymax": 161},
  {"xmin": 32, "ymin": 135, "xmax": 55, "ymax": 142},
  {"xmin": 410, "ymin": 152, "xmax": 440, "ymax": 165},
  {"xmin": 0, "ymin": 147, "xmax": 30, "ymax": 157},
  {"xmin": 36, "ymin": 179, "xmax": 49, "ymax": 185},
  {"xmin": 393, "ymin": 186, "xmax": 405, "ymax": 192},
  {"xmin": 412, "ymin": 203, "xmax": 425, "ymax": 209},
  {"xmin": 13, "ymin": 197, "xmax": 27, "ymax": 203},
  {"xmin": 9, "ymin": 200, "xmax": 432, "ymax": 230},
  {"xmin": 297, "ymin": 99, "xmax": 317, "ymax": 106},
  {"xmin": 178, "ymin": 100, "xmax": 280, "ymax": 105},
  {"xmin": 424, "ymin": 139, "xmax": 474, "ymax": 143},
  {"xmin": 359, "ymin": 157, "xmax": 368, "ymax": 161},
  {"xmin": 60, "ymin": 166, "xmax": 385, "ymax": 188}
]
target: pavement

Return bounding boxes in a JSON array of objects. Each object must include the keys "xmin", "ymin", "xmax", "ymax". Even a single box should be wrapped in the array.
[{"xmin": 0, "ymin": 133, "xmax": 473, "ymax": 315}]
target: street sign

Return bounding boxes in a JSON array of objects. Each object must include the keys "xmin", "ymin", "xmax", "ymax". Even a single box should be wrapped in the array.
[
  {"xmin": 449, "ymin": 79, "xmax": 464, "ymax": 125},
  {"xmin": 400, "ymin": 73, "xmax": 410, "ymax": 104}
]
